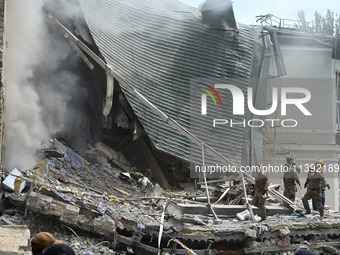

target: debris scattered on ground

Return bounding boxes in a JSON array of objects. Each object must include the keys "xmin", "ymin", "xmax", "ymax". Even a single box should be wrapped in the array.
[{"xmin": 1, "ymin": 139, "xmax": 340, "ymax": 254}]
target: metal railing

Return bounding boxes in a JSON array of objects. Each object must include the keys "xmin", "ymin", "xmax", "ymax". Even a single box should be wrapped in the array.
[{"xmin": 256, "ymin": 14, "xmax": 314, "ymax": 32}]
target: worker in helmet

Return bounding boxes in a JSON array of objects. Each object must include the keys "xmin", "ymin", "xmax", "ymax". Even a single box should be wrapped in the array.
[
  {"xmin": 316, "ymin": 159, "xmax": 324, "ymax": 168},
  {"xmin": 284, "ymin": 155, "xmax": 301, "ymax": 173},
  {"xmin": 310, "ymin": 160, "xmax": 330, "ymax": 210},
  {"xmin": 286, "ymin": 155, "xmax": 294, "ymax": 163},
  {"xmin": 252, "ymin": 167, "xmax": 269, "ymax": 221},
  {"xmin": 303, "ymin": 164, "xmax": 329, "ymax": 218},
  {"xmin": 283, "ymin": 155, "xmax": 301, "ymax": 202}
]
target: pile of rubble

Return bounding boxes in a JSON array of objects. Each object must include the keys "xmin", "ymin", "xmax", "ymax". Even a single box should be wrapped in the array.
[{"xmin": 1, "ymin": 139, "xmax": 340, "ymax": 254}]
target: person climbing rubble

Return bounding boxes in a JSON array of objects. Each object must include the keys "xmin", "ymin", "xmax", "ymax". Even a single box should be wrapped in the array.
[
  {"xmin": 30, "ymin": 232, "xmax": 63, "ymax": 255},
  {"xmin": 283, "ymin": 154, "xmax": 301, "ymax": 202},
  {"xmin": 252, "ymin": 167, "xmax": 269, "ymax": 221},
  {"xmin": 303, "ymin": 164, "xmax": 329, "ymax": 218}
]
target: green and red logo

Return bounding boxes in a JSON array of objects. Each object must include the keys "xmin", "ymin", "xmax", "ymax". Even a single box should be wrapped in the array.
[{"xmin": 199, "ymin": 82, "xmax": 222, "ymax": 115}]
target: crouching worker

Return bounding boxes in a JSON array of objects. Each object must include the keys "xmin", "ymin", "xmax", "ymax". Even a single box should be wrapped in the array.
[
  {"xmin": 252, "ymin": 167, "xmax": 269, "ymax": 221},
  {"xmin": 31, "ymin": 232, "xmax": 63, "ymax": 255}
]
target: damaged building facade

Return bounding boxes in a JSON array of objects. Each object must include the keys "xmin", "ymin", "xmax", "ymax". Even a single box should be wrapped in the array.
[
  {"xmin": 1, "ymin": 0, "xmax": 340, "ymax": 254},
  {"xmin": 75, "ymin": 0, "xmax": 264, "ymax": 180},
  {"xmin": 258, "ymin": 16, "xmax": 340, "ymax": 211}
]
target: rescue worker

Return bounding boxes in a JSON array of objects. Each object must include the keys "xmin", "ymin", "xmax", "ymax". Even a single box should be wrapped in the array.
[
  {"xmin": 311, "ymin": 160, "xmax": 329, "ymax": 210},
  {"xmin": 283, "ymin": 155, "xmax": 301, "ymax": 202},
  {"xmin": 252, "ymin": 167, "xmax": 269, "ymax": 221},
  {"xmin": 284, "ymin": 154, "xmax": 301, "ymax": 174},
  {"xmin": 284, "ymin": 154, "xmax": 295, "ymax": 169},
  {"xmin": 303, "ymin": 165, "xmax": 329, "ymax": 218}
]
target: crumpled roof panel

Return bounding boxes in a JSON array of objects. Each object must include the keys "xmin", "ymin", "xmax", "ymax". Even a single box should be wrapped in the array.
[{"xmin": 79, "ymin": 0, "xmax": 257, "ymax": 166}]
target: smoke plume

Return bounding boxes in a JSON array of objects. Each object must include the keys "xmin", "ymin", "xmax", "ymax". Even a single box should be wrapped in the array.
[{"xmin": 4, "ymin": 0, "xmax": 88, "ymax": 169}]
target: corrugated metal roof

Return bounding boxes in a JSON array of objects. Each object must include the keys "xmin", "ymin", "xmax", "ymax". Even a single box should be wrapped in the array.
[{"xmin": 79, "ymin": 0, "xmax": 260, "ymax": 166}]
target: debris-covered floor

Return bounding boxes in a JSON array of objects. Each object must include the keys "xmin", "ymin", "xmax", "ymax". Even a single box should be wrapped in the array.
[{"xmin": 1, "ymin": 139, "xmax": 340, "ymax": 255}]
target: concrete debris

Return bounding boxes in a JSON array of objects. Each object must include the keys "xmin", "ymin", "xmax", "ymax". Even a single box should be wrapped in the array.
[
  {"xmin": 0, "ymin": 226, "xmax": 31, "ymax": 255},
  {"xmin": 92, "ymin": 142, "xmax": 132, "ymax": 172},
  {"xmin": 0, "ymin": 215, "xmax": 15, "ymax": 225},
  {"xmin": 1, "ymin": 139, "xmax": 340, "ymax": 254},
  {"xmin": 236, "ymin": 209, "xmax": 250, "ymax": 221},
  {"xmin": 279, "ymin": 227, "xmax": 291, "ymax": 236},
  {"xmin": 6, "ymin": 192, "xmax": 27, "ymax": 207},
  {"xmin": 2, "ymin": 168, "xmax": 26, "ymax": 193}
]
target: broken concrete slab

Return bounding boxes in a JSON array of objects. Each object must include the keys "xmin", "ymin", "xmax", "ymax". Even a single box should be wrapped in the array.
[
  {"xmin": 94, "ymin": 142, "xmax": 131, "ymax": 171},
  {"xmin": 2, "ymin": 168, "xmax": 26, "ymax": 193},
  {"xmin": 6, "ymin": 192, "xmax": 27, "ymax": 207},
  {"xmin": 27, "ymin": 191, "xmax": 80, "ymax": 224},
  {"xmin": 176, "ymin": 204, "xmax": 291, "ymax": 216},
  {"xmin": 245, "ymin": 228, "xmax": 257, "ymax": 238},
  {"xmin": 27, "ymin": 191, "xmax": 118, "ymax": 240},
  {"xmin": 27, "ymin": 190, "xmax": 53, "ymax": 211},
  {"xmin": 0, "ymin": 215, "xmax": 15, "ymax": 225},
  {"xmin": 61, "ymin": 203, "xmax": 81, "ymax": 224},
  {"xmin": 47, "ymin": 139, "xmax": 67, "ymax": 158},
  {"xmin": 0, "ymin": 225, "xmax": 31, "ymax": 255},
  {"xmin": 147, "ymin": 183, "xmax": 164, "ymax": 198},
  {"xmin": 156, "ymin": 199, "xmax": 183, "ymax": 221}
]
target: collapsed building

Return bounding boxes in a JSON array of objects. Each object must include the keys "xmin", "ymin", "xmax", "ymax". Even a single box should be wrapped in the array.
[{"xmin": 1, "ymin": 0, "xmax": 340, "ymax": 254}]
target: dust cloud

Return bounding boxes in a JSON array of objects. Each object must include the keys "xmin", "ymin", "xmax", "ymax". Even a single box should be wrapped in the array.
[{"xmin": 4, "ymin": 0, "xmax": 88, "ymax": 170}]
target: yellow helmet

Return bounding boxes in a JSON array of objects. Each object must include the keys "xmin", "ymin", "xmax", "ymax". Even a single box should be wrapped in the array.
[
  {"xmin": 286, "ymin": 155, "xmax": 294, "ymax": 161},
  {"xmin": 316, "ymin": 159, "xmax": 324, "ymax": 167}
]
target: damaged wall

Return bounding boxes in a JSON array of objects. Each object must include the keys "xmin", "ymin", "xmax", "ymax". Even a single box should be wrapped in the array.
[
  {"xmin": 262, "ymin": 31, "xmax": 340, "ymax": 210},
  {"xmin": 0, "ymin": 225, "xmax": 31, "ymax": 254},
  {"xmin": 78, "ymin": 0, "xmax": 264, "ymax": 170}
]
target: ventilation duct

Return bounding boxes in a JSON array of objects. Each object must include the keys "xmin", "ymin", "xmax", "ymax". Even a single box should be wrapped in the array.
[{"xmin": 199, "ymin": 0, "xmax": 237, "ymax": 31}]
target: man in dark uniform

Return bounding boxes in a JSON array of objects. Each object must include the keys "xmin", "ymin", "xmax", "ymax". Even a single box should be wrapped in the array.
[
  {"xmin": 303, "ymin": 167, "xmax": 329, "ymax": 218},
  {"xmin": 311, "ymin": 160, "xmax": 330, "ymax": 210},
  {"xmin": 283, "ymin": 155, "xmax": 301, "ymax": 202},
  {"xmin": 252, "ymin": 168, "xmax": 269, "ymax": 221}
]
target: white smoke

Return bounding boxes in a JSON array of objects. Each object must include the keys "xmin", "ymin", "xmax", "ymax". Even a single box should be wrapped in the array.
[{"xmin": 4, "ymin": 0, "xmax": 88, "ymax": 169}]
